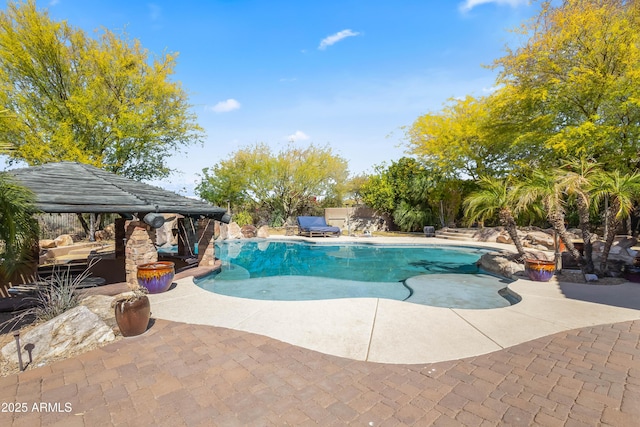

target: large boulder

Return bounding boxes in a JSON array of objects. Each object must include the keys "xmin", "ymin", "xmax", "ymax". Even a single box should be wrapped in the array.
[
  {"xmin": 477, "ymin": 252, "xmax": 524, "ymax": 279},
  {"xmin": 524, "ymin": 231, "xmax": 554, "ymax": 249},
  {"xmin": 472, "ymin": 227, "xmax": 503, "ymax": 242},
  {"xmin": 589, "ymin": 236, "xmax": 638, "ymax": 275},
  {"xmin": 478, "ymin": 249, "xmax": 553, "ymax": 280},
  {"xmin": 218, "ymin": 222, "xmax": 244, "ymax": 240},
  {"xmin": 0, "ymin": 305, "xmax": 115, "ymax": 368},
  {"xmin": 80, "ymin": 295, "xmax": 118, "ymax": 332},
  {"xmin": 226, "ymin": 222, "xmax": 244, "ymax": 239},
  {"xmin": 39, "ymin": 239, "xmax": 56, "ymax": 249},
  {"xmin": 240, "ymin": 225, "xmax": 257, "ymax": 238},
  {"xmin": 257, "ymin": 225, "xmax": 270, "ymax": 238},
  {"xmin": 612, "ymin": 235, "xmax": 637, "ymax": 250},
  {"xmin": 95, "ymin": 223, "xmax": 115, "ymax": 241},
  {"xmin": 496, "ymin": 233, "xmax": 512, "ymax": 244},
  {"xmin": 53, "ymin": 234, "xmax": 74, "ymax": 247}
]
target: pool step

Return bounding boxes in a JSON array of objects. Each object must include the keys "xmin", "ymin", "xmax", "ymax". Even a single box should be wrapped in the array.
[
  {"xmin": 435, "ymin": 228, "xmax": 478, "ymax": 241},
  {"xmin": 215, "ymin": 264, "xmax": 250, "ymax": 280}
]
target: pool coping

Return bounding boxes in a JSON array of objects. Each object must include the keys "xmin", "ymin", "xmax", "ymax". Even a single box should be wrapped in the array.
[{"xmin": 148, "ymin": 236, "xmax": 640, "ymax": 364}]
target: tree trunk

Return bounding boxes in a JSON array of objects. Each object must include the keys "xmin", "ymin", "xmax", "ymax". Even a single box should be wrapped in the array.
[
  {"xmin": 546, "ymin": 205, "xmax": 583, "ymax": 266},
  {"xmin": 77, "ymin": 213, "xmax": 89, "ymax": 236},
  {"xmin": 499, "ymin": 208, "xmax": 526, "ymax": 260},
  {"xmin": 575, "ymin": 194, "xmax": 595, "ymax": 273},
  {"xmin": 89, "ymin": 213, "xmax": 96, "ymax": 242},
  {"xmin": 600, "ymin": 200, "xmax": 621, "ymax": 273}
]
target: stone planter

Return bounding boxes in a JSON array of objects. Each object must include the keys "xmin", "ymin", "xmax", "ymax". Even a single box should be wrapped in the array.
[
  {"xmin": 114, "ymin": 296, "xmax": 150, "ymax": 337},
  {"xmin": 137, "ymin": 261, "xmax": 175, "ymax": 294},
  {"xmin": 524, "ymin": 259, "xmax": 555, "ymax": 282}
]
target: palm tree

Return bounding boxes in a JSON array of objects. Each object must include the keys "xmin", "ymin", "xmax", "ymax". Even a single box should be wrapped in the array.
[
  {"xmin": 518, "ymin": 169, "xmax": 583, "ymax": 264},
  {"xmin": 0, "ymin": 172, "xmax": 39, "ymax": 284},
  {"xmin": 557, "ymin": 157, "xmax": 601, "ymax": 274},
  {"xmin": 464, "ymin": 176, "xmax": 527, "ymax": 259},
  {"xmin": 592, "ymin": 170, "xmax": 640, "ymax": 273}
]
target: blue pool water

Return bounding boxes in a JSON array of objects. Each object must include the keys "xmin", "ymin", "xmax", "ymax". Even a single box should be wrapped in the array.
[{"xmin": 195, "ymin": 240, "xmax": 515, "ymax": 309}]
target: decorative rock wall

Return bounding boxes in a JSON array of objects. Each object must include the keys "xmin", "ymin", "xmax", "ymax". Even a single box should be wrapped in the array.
[
  {"xmin": 197, "ymin": 219, "xmax": 216, "ymax": 267},
  {"xmin": 124, "ymin": 220, "xmax": 157, "ymax": 289}
]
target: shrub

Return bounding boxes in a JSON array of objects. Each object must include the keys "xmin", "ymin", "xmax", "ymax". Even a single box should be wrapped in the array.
[
  {"xmin": 233, "ymin": 211, "xmax": 253, "ymax": 227},
  {"xmin": 30, "ymin": 258, "xmax": 99, "ymax": 322}
]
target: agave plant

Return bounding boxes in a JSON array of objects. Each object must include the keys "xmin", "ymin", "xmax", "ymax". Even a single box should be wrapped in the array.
[
  {"xmin": 0, "ymin": 259, "xmax": 100, "ymax": 333},
  {"xmin": 29, "ymin": 258, "xmax": 102, "ymax": 322}
]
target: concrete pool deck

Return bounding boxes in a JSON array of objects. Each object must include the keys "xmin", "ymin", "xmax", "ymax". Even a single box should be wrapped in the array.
[
  {"xmin": 3, "ymin": 236, "xmax": 640, "ymax": 425},
  {"xmin": 148, "ymin": 236, "xmax": 640, "ymax": 364}
]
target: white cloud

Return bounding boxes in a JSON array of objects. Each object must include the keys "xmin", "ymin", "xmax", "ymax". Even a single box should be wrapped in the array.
[
  {"xmin": 287, "ymin": 130, "xmax": 310, "ymax": 142},
  {"xmin": 459, "ymin": 0, "xmax": 529, "ymax": 13},
  {"xmin": 318, "ymin": 29, "xmax": 360, "ymax": 50},
  {"xmin": 482, "ymin": 85, "xmax": 499, "ymax": 93},
  {"xmin": 209, "ymin": 99, "xmax": 241, "ymax": 113}
]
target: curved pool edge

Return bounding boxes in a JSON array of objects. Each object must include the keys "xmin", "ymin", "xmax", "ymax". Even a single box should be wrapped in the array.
[
  {"xmin": 147, "ymin": 273, "xmax": 640, "ymax": 365},
  {"xmin": 207, "ymin": 236, "xmax": 514, "ymax": 308}
]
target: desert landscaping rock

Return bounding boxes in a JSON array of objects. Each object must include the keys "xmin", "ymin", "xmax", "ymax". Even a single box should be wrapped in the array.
[
  {"xmin": 0, "ymin": 305, "xmax": 114, "ymax": 368},
  {"xmin": 52, "ymin": 234, "xmax": 74, "ymax": 247}
]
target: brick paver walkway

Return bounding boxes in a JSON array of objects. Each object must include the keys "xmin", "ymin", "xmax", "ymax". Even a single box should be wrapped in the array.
[{"xmin": 0, "ymin": 319, "xmax": 639, "ymax": 426}]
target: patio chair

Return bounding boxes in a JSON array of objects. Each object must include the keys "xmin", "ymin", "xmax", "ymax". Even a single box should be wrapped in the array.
[{"xmin": 297, "ymin": 216, "xmax": 341, "ymax": 237}]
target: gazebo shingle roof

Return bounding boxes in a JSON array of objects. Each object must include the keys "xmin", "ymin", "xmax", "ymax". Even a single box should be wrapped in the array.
[{"xmin": 9, "ymin": 162, "xmax": 230, "ymax": 222}]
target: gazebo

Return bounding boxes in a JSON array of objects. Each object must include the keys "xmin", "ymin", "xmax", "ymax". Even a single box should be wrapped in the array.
[{"xmin": 9, "ymin": 162, "xmax": 230, "ymax": 288}]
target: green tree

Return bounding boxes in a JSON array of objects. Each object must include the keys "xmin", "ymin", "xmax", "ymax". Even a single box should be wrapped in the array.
[
  {"xmin": 493, "ymin": 0, "xmax": 640, "ymax": 171},
  {"xmin": 518, "ymin": 169, "xmax": 584, "ymax": 264},
  {"xmin": 196, "ymin": 143, "xmax": 349, "ymax": 225},
  {"xmin": 463, "ymin": 176, "xmax": 527, "ymax": 259},
  {"xmin": 406, "ymin": 95, "xmax": 522, "ymax": 180},
  {"xmin": 0, "ymin": 172, "xmax": 39, "ymax": 284},
  {"xmin": 197, "ymin": 144, "xmax": 272, "ymax": 210},
  {"xmin": 360, "ymin": 158, "xmax": 438, "ymax": 231},
  {"xmin": 557, "ymin": 157, "xmax": 601, "ymax": 273},
  {"xmin": 343, "ymin": 174, "xmax": 369, "ymax": 206},
  {"xmin": 592, "ymin": 170, "xmax": 640, "ymax": 273},
  {"xmin": 0, "ymin": 0, "xmax": 204, "ymax": 180},
  {"xmin": 360, "ymin": 170, "xmax": 394, "ymax": 214}
]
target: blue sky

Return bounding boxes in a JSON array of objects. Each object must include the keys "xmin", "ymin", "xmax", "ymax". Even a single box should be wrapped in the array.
[{"xmin": 8, "ymin": 0, "xmax": 538, "ymax": 195}]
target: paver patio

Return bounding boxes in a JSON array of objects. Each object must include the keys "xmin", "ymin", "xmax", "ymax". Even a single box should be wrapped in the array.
[
  {"xmin": 0, "ymin": 318, "xmax": 638, "ymax": 426},
  {"xmin": 1, "ymin": 236, "xmax": 639, "ymax": 425}
]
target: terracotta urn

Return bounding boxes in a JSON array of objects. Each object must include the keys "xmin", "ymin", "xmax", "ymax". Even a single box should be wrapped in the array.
[
  {"xmin": 137, "ymin": 261, "xmax": 175, "ymax": 293},
  {"xmin": 524, "ymin": 259, "xmax": 555, "ymax": 282},
  {"xmin": 114, "ymin": 296, "xmax": 150, "ymax": 337}
]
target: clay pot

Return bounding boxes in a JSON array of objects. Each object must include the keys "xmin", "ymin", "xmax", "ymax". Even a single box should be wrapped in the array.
[
  {"xmin": 114, "ymin": 296, "xmax": 150, "ymax": 337},
  {"xmin": 137, "ymin": 261, "xmax": 175, "ymax": 294},
  {"xmin": 524, "ymin": 259, "xmax": 556, "ymax": 282}
]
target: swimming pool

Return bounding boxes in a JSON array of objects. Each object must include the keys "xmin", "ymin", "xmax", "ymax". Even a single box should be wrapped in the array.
[{"xmin": 195, "ymin": 240, "xmax": 516, "ymax": 309}]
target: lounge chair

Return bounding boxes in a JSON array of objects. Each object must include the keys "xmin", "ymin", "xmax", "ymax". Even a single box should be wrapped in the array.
[{"xmin": 297, "ymin": 216, "xmax": 341, "ymax": 237}]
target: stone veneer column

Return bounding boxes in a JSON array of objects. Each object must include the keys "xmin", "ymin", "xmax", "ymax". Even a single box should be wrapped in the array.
[
  {"xmin": 124, "ymin": 220, "xmax": 157, "ymax": 289},
  {"xmin": 197, "ymin": 218, "xmax": 215, "ymax": 267}
]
